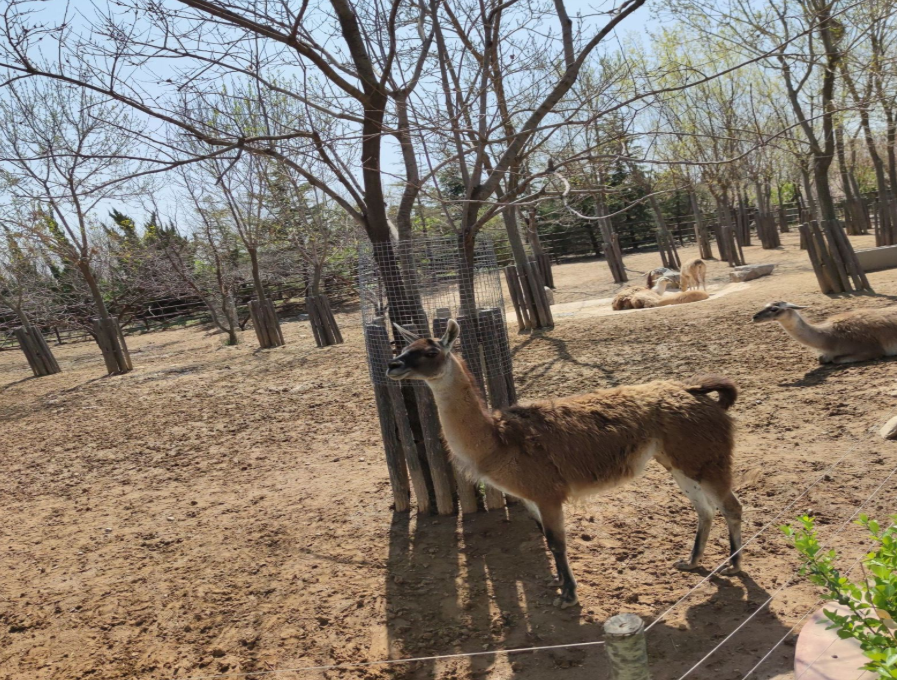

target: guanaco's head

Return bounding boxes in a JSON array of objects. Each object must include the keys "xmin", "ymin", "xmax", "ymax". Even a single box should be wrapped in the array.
[
  {"xmin": 752, "ymin": 301, "xmax": 806, "ymax": 323},
  {"xmin": 655, "ymin": 277, "xmax": 671, "ymax": 294},
  {"xmin": 386, "ymin": 319, "xmax": 461, "ymax": 381}
]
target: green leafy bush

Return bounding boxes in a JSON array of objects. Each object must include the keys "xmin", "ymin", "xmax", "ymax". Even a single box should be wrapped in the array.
[{"xmin": 783, "ymin": 515, "xmax": 897, "ymax": 678}]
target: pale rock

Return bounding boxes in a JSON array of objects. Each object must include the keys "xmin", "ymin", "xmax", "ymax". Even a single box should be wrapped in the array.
[
  {"xmin": 879, "ymin": 416, "xmax": 897, "ymax": 440},
  {"xmin": 729, "ymin": 263, "xmax": 775, "ymax": 282}
]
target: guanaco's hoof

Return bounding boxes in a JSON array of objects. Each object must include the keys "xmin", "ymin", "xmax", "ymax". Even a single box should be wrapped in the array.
[
  {"xmin": 674, "ymin": 560, "xmax": 700, "ymax": 572},
  {"xmin": 554, "ymin": 594, "xmax": 579, "ymax": 609},
  {"xmin": 721, "ymin": 564, "xmax": 742, "ymax": 576}
]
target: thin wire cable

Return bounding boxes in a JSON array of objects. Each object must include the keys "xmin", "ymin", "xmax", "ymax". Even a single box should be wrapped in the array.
[
  {"xmin": 179, "ymin": 637, "xmax": 607, "ymax": 680},
  {"xmin": 674, "ymin": 460, "xmax": 897, "ymax": 680},
  {"xmin": 741, "ymin": 538, "xmax": 875, "ymax": 680},
  {"xmin": 646, "ymin": 437, "xmax": 870, "ymax": 633}
]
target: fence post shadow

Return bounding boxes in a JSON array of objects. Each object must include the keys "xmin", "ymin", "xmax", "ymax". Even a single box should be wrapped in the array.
[{"xmin": 385, "ymin": 503, "xmax": 613, "ymax": 680}]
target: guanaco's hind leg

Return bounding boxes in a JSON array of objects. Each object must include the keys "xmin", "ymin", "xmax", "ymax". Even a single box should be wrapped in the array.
[
  {"xmin": 538, "ymin": 503, "xmax": 578, "ymax": 608},
  {"xmin": 670, "ymin": 470, "xmax": 715, "ymax": 571},
  {"xmin": 709, "ymin": 488, "xmax": 743, "ymax": 574}
]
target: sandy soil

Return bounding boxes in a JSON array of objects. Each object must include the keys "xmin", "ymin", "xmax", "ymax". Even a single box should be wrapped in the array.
[{"xmin": 2, "ymin": 231, "xmax": 897, "ymax": 680}]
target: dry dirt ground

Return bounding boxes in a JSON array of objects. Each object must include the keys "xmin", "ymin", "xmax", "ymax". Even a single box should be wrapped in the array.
[{"xmin": 2, "ymin": 231, "xmax": 897, "ymax": 680}]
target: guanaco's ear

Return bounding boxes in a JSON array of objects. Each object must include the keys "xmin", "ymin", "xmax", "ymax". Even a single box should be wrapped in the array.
[
  {"xmin": 440, "ymin": 319, "xmax": 460, "ymax": 351},
  {"xmin": 781, "ymin": 302, "xmax": 807, "ymax": 310},
  {"xmin": 393, "ymin": 323, "xmax": 420, "ymax": 345}
]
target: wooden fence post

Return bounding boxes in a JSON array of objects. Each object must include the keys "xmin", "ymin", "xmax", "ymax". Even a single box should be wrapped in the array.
[{"xmin": 603, "ymin": 613, "xmax": 651, "ymax": 680}]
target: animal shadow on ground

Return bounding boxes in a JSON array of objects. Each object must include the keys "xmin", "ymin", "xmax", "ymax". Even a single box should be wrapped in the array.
[
  {"xmin": 780, "ymin": 355, "xmax": 894, "ymax": 388},
  {"xmin": 384, "ymin": 504, "xmax": 793, "ymax": 680}
]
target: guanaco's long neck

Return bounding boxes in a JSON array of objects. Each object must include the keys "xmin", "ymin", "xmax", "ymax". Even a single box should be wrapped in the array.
[
  {"xmin": 425, "ymin": 354, "xmax": 498, "ymax": 469},
  {"xmin": 778, "ymin": 312, "xmax": 829, "ymax": 350}
]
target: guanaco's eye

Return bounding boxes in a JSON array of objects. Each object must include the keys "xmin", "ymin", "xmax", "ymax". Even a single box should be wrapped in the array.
[{"xmin": 425, "ymin": 350, "xmax": 440, "ymax": 358}]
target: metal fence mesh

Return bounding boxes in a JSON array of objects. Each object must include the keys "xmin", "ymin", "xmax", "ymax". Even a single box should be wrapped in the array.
[{"xmin": 358, "ymin": 236, "xmax": 513, "ymax": 390}]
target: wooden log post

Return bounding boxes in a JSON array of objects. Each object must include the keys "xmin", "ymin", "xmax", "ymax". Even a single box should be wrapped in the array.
[
  {"xmin": 432, "ymin": 316, "xmax": 480, "ymax": 513},
  {"xmin": 453, "ymin": 312, "xmax": 505, "ymax": 510},
  {"xmin": 14, "ymin": 326, "xmax": 61, "ymax": 377},
  {"xmin": 413, "ymin": 386, "xmax": 458, "ymax": 516},
  {"xmin": 599, "ymin": 217, "xmax": 628, "ymax": 283},
  {"xmin": 610, "ymin": 233, "xmax": 628, "ymax": 282},
  {"xmin": 365, "ymin": 322, "xmax": 430, "ymax": 514},
  {"xmin": 91, "ymin": 316, "xmax": 132, "ymax": 375},
  {"xmin": 819, "ymin": 221, "xmax": 852, "ymax": 293},
  {"xmin": 503, "ymin": 264, "xmax": 552, "ymax": 331},
  {"xmin": 503, "ymin": 265, "xmax": 530, "ymax": 331},
  {"xmin": 711, "ymin": 223, "xmax": 728, "ymax": 261},
  {"xmin": 808, "ymin": 222, "xmax": 845, "ymax": 293},
  {"xmin": 535, "ymin": 253, "xmax": 554, "ymax": 289},
  {"xmin": 800, "ymin": 223, "xmax": 834, "ymax": 293},
  {"xmin": 823, "ymin": 220, "xmax": 872, "ymax": 293},
  {"xmin": 249, "ymin": 298, "xmax": 284, "ymax": 349},
  {"xmin": 307, "ymin": 294, "xmax": 343, "ymax": 347},
  {"xmin": 721, "ymin": 227, "xmax": 744, "ymax": 267},
  {"xmin": 603, "ymin": 613, "xmax": 651, "ymax": 680},
  {"xmin": 656, "ymin": 227, "xmax": 681, "ymax": 270}
]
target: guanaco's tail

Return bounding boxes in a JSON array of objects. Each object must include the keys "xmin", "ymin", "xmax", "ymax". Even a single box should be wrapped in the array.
[{"xmin": 685, "ymin": 375, "xmax": 738, "ymax": 410}]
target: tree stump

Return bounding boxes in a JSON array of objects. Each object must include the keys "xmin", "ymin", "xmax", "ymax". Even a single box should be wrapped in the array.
[
  {"xmin": 91, "ymin": 316, "xmax": 132, "ymax": 375},
  {"xmin": 14, "ymin": 326, "xmax": 61, "ymax": 377},
  {"xmin": 249, "ymin": 297, "xmax": 284, "ymax": 348}
]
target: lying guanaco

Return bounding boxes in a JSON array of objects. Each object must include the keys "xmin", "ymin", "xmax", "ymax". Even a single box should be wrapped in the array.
[{"xmin": 753, "ymin": 301, "xmax": 897, "ymax": 364}]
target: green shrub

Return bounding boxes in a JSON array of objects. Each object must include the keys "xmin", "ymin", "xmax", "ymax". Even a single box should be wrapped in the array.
[{"xmin": 783, "ymin": 514, "xmax": 897, "ymax": 678}]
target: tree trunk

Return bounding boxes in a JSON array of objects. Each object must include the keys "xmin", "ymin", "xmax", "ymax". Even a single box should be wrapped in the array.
[
  {"xmin": 800, "ymin": 168, "xmax": 819, "ymax": 222},
  {"xmin": 689, "ymin": 190, "xmax": 713, "ymax": 259},
  {"xmin": 78, "ymin": 260, "xmax": 112, "ymax": 322},
  {"xmin": 246, "ymin": 247, "xmax": 283, "ymax": 348},
  {"xmin": 813, "ymin": 157, "xmax": 838, "ymax": 224},
  {"xmin": 500, "ymin": 208, "xmax": 552, "ymax": 329}
]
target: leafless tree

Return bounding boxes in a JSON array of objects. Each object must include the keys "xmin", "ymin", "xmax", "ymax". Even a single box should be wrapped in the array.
[{"xmin": 0, "ymin": 78, "xmax": 148, "ymax": 373}]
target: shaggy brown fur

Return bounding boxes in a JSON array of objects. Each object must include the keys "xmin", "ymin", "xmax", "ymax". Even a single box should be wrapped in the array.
[
  {"xmin": 388, "ymin": 320, "xmax": 744, "ymax": 609},
  {"xmin": 753, "ymin": 302, "xmax": 897, "ymax": 364}
]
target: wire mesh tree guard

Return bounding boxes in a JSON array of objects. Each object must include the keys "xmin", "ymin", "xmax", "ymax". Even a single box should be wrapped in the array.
[{"xmin": 359, "ymin": 236, "xmax": 516, "ymax": 515}]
